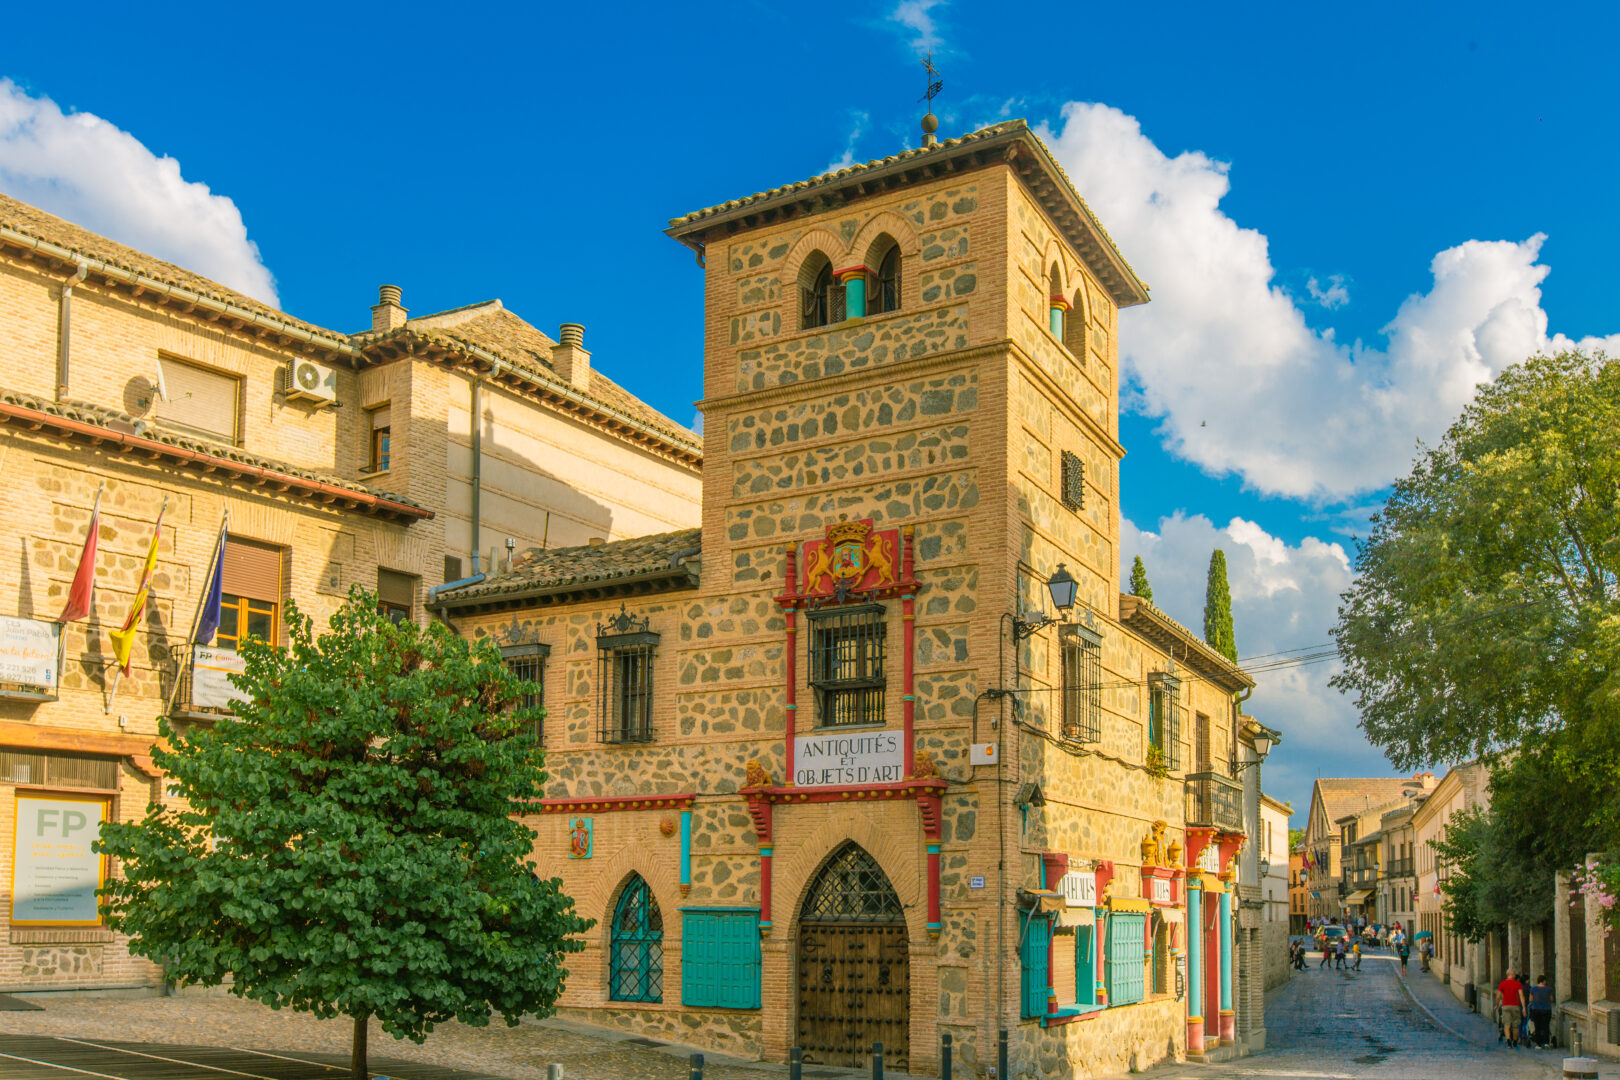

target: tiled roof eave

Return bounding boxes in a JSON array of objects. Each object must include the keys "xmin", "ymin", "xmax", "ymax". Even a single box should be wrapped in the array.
[
  {"xmin": 433, "ymin": 564, "xmax": 699, "ymax": 614},
  {"xmin": 0, "ymin": 396, "xmax": 430, "ymax": 524},
  {"xmin": 1118, "ymin": 594, "xmax": 1255, "ymax": 692},
  {"xmin": 354, "ymin": 330, "xmax": 702, "ymax": 466}
]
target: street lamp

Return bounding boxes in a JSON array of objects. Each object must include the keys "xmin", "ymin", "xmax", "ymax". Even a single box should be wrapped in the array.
[
  {"xmin": 1231, "ymin": 724, "xmax": 1280, "ymax": 773},
  {"xmin": 1012, "ymin": 563, "xmax": 1078, "ymax": 639}
]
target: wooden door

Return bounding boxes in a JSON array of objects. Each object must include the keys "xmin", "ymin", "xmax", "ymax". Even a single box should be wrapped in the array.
[{"xmin": 797, "ymin": 922, "xmax": 910, "ymax": 1070}]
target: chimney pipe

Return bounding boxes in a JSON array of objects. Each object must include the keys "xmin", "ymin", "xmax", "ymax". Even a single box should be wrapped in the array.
[
  {"xmin": 371, "ymin": 284, "xmax": 409, "ymax": 333},
  {"xmin": 552, "ymin": 323, "xmax": 592, "ymax": 390}
]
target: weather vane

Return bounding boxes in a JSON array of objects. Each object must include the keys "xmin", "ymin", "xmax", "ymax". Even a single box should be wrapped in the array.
[{"xmin": 919, "ymin": 53, "xmax": 943, "ymax": 108}]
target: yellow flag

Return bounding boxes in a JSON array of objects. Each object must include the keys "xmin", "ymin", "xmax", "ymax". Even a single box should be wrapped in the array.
[{"xmin": 108, "ymin": 503, "xmax": 165, "ymax": 675}]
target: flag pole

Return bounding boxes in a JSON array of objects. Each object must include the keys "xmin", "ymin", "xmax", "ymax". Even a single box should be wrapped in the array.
[
  {"xmin": 163, "ymin": 508, "xmax": 227, "ymax": 721},
  {"xmin": 105, "ymin": 495, "xmax": 168, "ymax": 716},
  {"xmin": 60, "ymin": 481, "xmax": 104, "ymax": 686}
]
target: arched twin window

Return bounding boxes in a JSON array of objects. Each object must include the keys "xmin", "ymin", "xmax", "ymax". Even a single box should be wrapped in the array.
[
  {"xmin": 872, "ymin": 242, "xmax": 901, "ymax": 315},
  {"xmin": 801, "ymin": 253, "xmax": 836, "ymax": 330},
  {"xmin": 801, "ymin": 241, "xmax": 904, "ymax": 330},
  {"xmin": 610, "ymin": 874, "xmax": 663, "ymax": 1002}
]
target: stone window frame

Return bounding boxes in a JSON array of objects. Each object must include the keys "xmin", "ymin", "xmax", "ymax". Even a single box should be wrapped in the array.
[{"xmin": 1060, "ymin": 449, "xmax": 1086, "ymax": 512}]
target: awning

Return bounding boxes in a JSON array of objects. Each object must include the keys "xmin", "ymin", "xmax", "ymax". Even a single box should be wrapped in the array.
[
  {"xmin": 1345, "ymin": 890, "xmax": 1372, "ymax": 904},
  {"xmin": 1018, "ymin": 888, "xmax": 1066, "ymax": 913},
  {"xmin": 1056, "ymin": 906, "xmax": 1095, "ymax": 928}
]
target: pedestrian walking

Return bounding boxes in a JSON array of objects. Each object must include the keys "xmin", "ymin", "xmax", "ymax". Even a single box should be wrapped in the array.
[
  {"xmin": 1496, "ymin": 969, "xmax": 1525, "ymax": 1048},
  {"xmin": 1527, "ymin": 975, "xmax": 1553, "ymax": 1048},
  {"xmin": 1352, "ymin": 940, "xmax": 1362, "ymax": 970},
  {"xmin": 1397, "ymin": 939, "xmax": 1411, "ymax": 975},
  {"xmin": 1319, "ymin": 936, "xmax": 1331, "ymax": 969},
  {"xmin": 1336, "ymin": 940, "xmax": 1347, "ymax": 969}
]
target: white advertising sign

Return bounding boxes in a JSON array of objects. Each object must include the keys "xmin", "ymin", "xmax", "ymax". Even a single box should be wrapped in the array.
[
  {"xmin": 794, "ymin": 730, "xmax": 903, "ymax": 787},
  {"xmin": 0, "ymin": 616, "xmax": 59, "ymax": 690},
  {"xmin": 1197, "ymin": 844, "xmax": 1220, "ymax": 874},
  {"xmin": 12, "ymin": 796, "xmax": 107, "ymax": 925},
  {"xmin": 1150, "ymin": 877, "xmax": 1173, "ymax": 904},
  {"xmin": 1059, "ymin": 869, "xmax": 1096, "ymax": 907},
  {"xmin": 191, "ymin": 645, "xmax": 246, "ymax": 710}
]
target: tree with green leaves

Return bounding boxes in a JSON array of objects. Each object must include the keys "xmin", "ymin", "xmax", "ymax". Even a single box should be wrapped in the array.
[
  {"xmin": 1332, "ymin": 350, "xmax": 1620, "ymax": 778},
  {"xmin": 1129, "ymin": 555, "xmax": 1154, "ymax": 603},
  {"xmin": 1203, "ymin": 549, "xmax": 1237, "ymax": 663},
  {"xmin": 97, "ymin": 589, "xmax": 589, "ymax": 1079}
]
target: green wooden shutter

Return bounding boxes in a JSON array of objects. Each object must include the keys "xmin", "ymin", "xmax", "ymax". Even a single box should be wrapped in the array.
[
  {"xmin": 681, "ymin": 909, "xmax": 761, "ymax": 1009},
  {"xmin": 1075, "ymin": 923, "xmax": 1096, "ymax": 1006},
  {"xmin": 1106, "ymin": 912, "xmax": 1146, "ymax": 1006},
  {"xmin": 1021, "ymin": 913, "xmax": 1050, "ymax": 1018}
]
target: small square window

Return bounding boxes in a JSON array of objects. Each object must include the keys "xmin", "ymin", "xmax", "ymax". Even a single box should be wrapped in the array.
[{"xmin": 1061, "ymin": 450, "xmax": 1085, "ymax": 512}]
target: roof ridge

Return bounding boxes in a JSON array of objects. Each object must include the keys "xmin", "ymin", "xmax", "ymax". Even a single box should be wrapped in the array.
[{"xmin": 406, "ymin": 298, "xmax": 506, "ymax": 328}]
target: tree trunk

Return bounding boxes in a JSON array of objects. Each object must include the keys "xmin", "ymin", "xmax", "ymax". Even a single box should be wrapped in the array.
[{"xmin": 351, "ymin": 1012, "xmax": 368, "ymax": 1080}]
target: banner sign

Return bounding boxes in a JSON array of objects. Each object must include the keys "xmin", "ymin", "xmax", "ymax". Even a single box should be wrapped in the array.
[
  {"xmin": 1059, "ymin": 869, "xmax": 1097, "ymax": 907},
  {"xmin": 794, "ymin": 730, "xmax": 903, "ymax": 787},
  {"xmin": 12, "ymin": 795, "xmax": 107, "ymax": 926},
  {"xmin": 191, "ymin": 645, "xmax": 245, "ymax": 710},
  {"xmin": 1150, "ymin": 877, "xmax": 1174, "ymax": 904},
  {"xmin": 0, "ymin": 616, "xmax": 59, "ymax": 690}
]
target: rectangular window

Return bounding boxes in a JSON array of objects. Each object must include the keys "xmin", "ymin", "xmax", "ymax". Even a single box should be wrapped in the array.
[
  {"xmin": 808, "ymin": 603, "xmax": 886, "ymax": 727},
  {"xmin": 378, "ymin": 569, "xmax": 415, "ymax": 624},
  {"xmin": 154, "ymin": 355, "xmax": 241, "ymax": 444},
  {"xmin": 597, "ymin": 610, "xmax": 657, "ymax": 743},
  {"xmin": 680, "ymin": 909, "xmax": 761, "ymax": 1009},
  {"xmin": 1074, "ymin": 923, "xmax": 1096, "ymax": 1007},
  {"xmin": 500, "ymin": 643, "xmax": 549, "ymax": 744},
  {"xmin": 0, "ymin": 752, "xmax": 117, "ymax": 790},
  {"xmin": 1021, "ymin": 912, "xmax": 1051, "ymax": 1018},
  {"xmin": 1060, "ymin": 624, "xmax": 1103, "ymax": 743},
  {"xmin": 1147, "ymin": 672, "xmax": 1182, "ymax": 771},
  {"xmin": 1060, "ymin": 450, "xmax": 1086, "ymax": 511},
  {"xmin": 217, "ymin": 537, "xmax": 283, "ymax": 649},
  {"xmin": 1105, "ymin": 911, "xmax": 1146, "ymax": 1006},
  {"xmin": 369, "ymin": 406, "xmax": 391, "ymax": 472}
]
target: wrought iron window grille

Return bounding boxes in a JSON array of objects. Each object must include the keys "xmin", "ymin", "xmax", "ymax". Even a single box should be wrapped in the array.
[
  {"xmin": 609, "ymin": 875, "xmax": 664, "ymax": 1002},
  {"xmin": 801, "ymin": 844, "xmax": 905, "ymax": 923},
  {"xmin": 597, "ymin": 605, "xmax": 658, "ymax": 744},
  {"xmin": 1148, "ymin": 671, "xmax": 1183, "ymax": 771},
  {"xmin": 1061, "ymin": 450, "xmax": 1086, "ymax": 512},
  {"xmin": 499, "ymin": 641, "xmax": 549, "ymax": 745},
  {"xmin": 1059, "ymin": 621, "xmax": 1103, "ymax": 743},
  {"xmin": 807, "ymin": 603, "xmax": 886, "ymax": 728}
]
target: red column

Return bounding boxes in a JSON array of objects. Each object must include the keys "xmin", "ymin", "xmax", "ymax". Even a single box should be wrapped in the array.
[
  {"xmin": 926, "ymin": 842, "xmax": 941, "ymax": 937},
  {"xmin": 782, "ymin": 543, "xmax": 798, "ymax": 783},
  {"xmin": 901, "ymin": 526, "xmax": 916, "ymax": 776},
  {"xmin": 760, "ymin": 847, "xmax": 773, "ymax": 936}
]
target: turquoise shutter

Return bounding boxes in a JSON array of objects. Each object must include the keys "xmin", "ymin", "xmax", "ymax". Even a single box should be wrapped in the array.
[
  {"xmin": 681, "ymin": 910, "xmax": 761, "ymax": 1009},
  {"xmin": 1021, "ymin": 914, "xmax": 1050, "ymax": 1017},
  {"xmin": 1075, "ymin": 923, "xmax": 1095, "ymax": 1006},
  {"xmin": 1106, "ymin": 912, "xmax": 1146, "ymax": 1006}
]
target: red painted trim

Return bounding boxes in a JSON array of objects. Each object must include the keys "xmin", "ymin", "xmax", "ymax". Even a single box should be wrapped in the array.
[
  {"xmin": 1094, "ymin": 859, "xmax": 1116, "ymax": 903},
  {"xmin": 531, "ymin": 793, "xmax": 696, "ymax": 814},
  {"xmin": 744, "ymin": 778, "xmax": 946, "ymax": 804},
  {"xmin": 901, "ymin": 525, "xmax": 916, "ymax": 776},
  {"xmin": 760, "ymin": 848, "xmax": 773, "ymax": 927},
  {"xmin": 0, "ymin": 400, "xmax": 431, "ymax": 522},
  {"xmin": 1049, "ymin": 295, "xmax": 1071, "ymax": 310},
  {"xmin": 835, "ymin": 265, "xmax": 870, "ymax": 282},
  {"xmin": 744, "ymin": 794, "xmax": 773, "ymax": 846},
  {"xmin": 927, "ymin": 846, "xmax": 941, "ymax": 930},
  {"xmin": 1216, "ymin": 830, "xmax": 1245, "ymax": 876},
  {"xmin": 783, "ymin": 543, "xmax": 798, "ymax": 781}
]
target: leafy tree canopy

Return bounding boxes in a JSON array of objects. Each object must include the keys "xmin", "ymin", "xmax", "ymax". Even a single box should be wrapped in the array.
[
  {"xmin": 1204, "ymin": 549, "xmax": 1237, "ymax": 664},
  {"xmin": 1429, "ymin": 802, "xmax": 1555, "ymax": 936},
  {"xmin": 1333, "ymin": 351, "xmax": 1620, "ymax": 771},
  {"xmin": 1130, "ymin": 555, "xmax": 1154, "ymax": 603},
  {"xmin": 97, "ymin": 589, "xmax": 589, "ymax": 1076}
]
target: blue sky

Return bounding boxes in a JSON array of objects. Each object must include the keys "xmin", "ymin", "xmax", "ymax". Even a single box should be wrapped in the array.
[{"xmin": 3, "ymin": 1, "xmax": 1616, "ymax": 816}]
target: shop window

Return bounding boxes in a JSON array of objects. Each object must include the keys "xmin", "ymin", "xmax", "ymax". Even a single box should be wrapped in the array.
[
  {"xmin": 1061, "ymin": 623, "xmax": 1102, "ymax": 743},
  {"xmin": 154, "ymin": 355, "xmax": 241, "ymax": 444},
  {"xmin": 808, "ymin": 603, "xmax": 886, "ymax": 727},
  {"xmin": 1020, "ymin": 911, "xmax": 1051, "ymax": 1018},
  {"xmin": 1147, "ymin": 672, "xmax": 1182, "ymax": 771},
  {"xmin": 378, "ymin": 569, "xmax": 416, "ymax": 624},
  {"xmin": 1105, "ymin": 910, "xmax": 1146, "ymax": 1006},
  {"xmin": 218, "ymin": 537, "xmax": 284, "ymax": 649},
  {"xmin": 681, "ymin": 909, "xmax": 761, "ymax": 1009},
  {"xmin": 872, "ymin": 241, "xmax": 901, "ymax": 314},
  {"xmin": 368, "ymin": 406, "xmax": 391, "ymax": 472},
  {"xmin": 597, "ymin": 606, "xmax": 657, "ymax": 743},
  {"xmin": 500, "ymin": 642, "xmax": 549, "ymax": 744},
  {"xmin": 609, "ymin": 875, "xmax": 663, "ymax": 1002}
]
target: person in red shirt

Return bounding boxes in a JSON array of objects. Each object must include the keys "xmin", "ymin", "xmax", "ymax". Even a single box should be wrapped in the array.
[{"xmin": 1496, "ymin": 969, "xmax": 1526, "ymax": 1048}]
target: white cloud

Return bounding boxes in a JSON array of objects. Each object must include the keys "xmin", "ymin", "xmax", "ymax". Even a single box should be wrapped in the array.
[
  {"xmin": 0, "ymin": 79, "xmax": 278, "ymax": 306},
  {"xmin": 889, "ymin": 0, "xmax": 945, "ymax": 56},
  {"xmin": 1041, "ymin": 103, "xmax": 1620, "ymax": 501},
  {"xmin": 827, "ymin": 111, "xmax": 870, "ymax": 173},
  {"xmin": 1121, "ymin": 512, "xmax": 1393, "ymax": 809},
  {"xmin": 1306, "ymin": 274, "xmax": 1349, "ymax": 309}
]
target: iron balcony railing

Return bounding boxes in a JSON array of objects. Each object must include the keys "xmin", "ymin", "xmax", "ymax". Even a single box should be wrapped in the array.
[
  {"xmin": 1385, "ymin": 858, "xmax": 1414, "ymax": 877},
  {"xmin": 1184, "ymin": 771, "xmax": 1245, "ymax": 831}
]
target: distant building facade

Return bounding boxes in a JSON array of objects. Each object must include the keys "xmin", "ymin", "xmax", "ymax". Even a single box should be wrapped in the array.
[
  {"xmin": 1259, "ymin": 795, "xmax": 1291, "ymax": 991},
  {"xmin": 1301, "ymin": 775, "xmax": 1434, "ymax": 925}
]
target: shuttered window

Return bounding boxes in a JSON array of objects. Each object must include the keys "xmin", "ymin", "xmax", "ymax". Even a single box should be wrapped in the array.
[
  {"xmin": 219, "ymin": 538, "xmax": 283, "ymax": 648},
  {"xmin": 681, "ymin": 909, "xmax": 761, "ymax": 1009},
  {"xmin": 1105, "ymin": 911, "xmax": 1146, "ymax": 1006},
  {"xmin": 155, "ymin": 356, "xmax": 240, "ymax": 443},
  {"xmin": 378, "ymin": 569, "xmax": 415, "ymax": 624},
  {"xmin": 1075, "ymin": 923, "xmax": 1096, "ymax": 1007},
  {"xmin": 1020, "ymin": 912, "xmax": 1050, "ymax": 1018}
]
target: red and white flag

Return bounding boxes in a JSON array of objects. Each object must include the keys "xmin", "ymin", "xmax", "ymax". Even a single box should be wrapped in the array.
[{"xmin": 57, "ymin": 488, "xmax": 102, "ymax": 623}]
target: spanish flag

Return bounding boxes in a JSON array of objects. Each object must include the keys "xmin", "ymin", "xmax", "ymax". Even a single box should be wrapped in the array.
[{"xmin": 107, "ymin": 502, "xmax": 166, "ymax": 676}]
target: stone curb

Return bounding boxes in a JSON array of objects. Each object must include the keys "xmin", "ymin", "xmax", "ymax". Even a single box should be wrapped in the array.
[{"xmin": 1390, "ymin": 967, "xmax": 1571, "ymax": 1078}]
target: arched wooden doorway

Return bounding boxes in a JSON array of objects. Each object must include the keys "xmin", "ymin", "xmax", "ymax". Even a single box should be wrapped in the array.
[{"xmin": 796, "ymin": 842, "xmax": 910, "ymax": 1070}]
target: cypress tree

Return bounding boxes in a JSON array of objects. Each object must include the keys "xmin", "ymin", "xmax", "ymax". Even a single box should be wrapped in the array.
[
  {"xmin": 1203, "ymin": 548, "xmax": 1238, "ymax": 663},
  {"xmin": 1129, "ymin": 555, "xmax": 1154, "ymax": 603}
]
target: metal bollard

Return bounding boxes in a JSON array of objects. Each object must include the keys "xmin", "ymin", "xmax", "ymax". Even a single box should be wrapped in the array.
[
  {"xmin": 547, "ymin": 1066, "xmax": 563, "ymax": 1080},
  {"xmin": 690, "ymin": 1053, "xmax": 704, "ymax": 1080},
  {"xmin": 1572, "ymin": 1025, "xmax": 1582, "ymax": 1059},
  {"xmin": 940, "ymin": 1032, "xmax": 951, "ymax": 1080},
  {"xmin": 998, "ymin": 1029, "xmax": 1008, "ymax": 1080},
  {"xmin": 872, "ymin": 1040, "xmax": 883, "ymax": 1080},
  {"xmin": 790, "ymin": 1047, "xmax": 802, "ymax": 1080}
]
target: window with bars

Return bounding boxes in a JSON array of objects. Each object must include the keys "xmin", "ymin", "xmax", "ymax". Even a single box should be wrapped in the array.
[
  {"xmin": 800, "ymin": 843, "xmax": 904, "ymax": 922},
  {"xmin": 1148, "ymin": 672, "xmax": 1182, "ymax": 771},
  {"xmin": 500, "ymin": 642, "xmax": 549, "ymax": 745},
  {"xmin": 1061, "ymin": 623, "xmax": 1103, "ymax": 743},
  {"xmin": 597, "ymin": 607, "xmax": 657, "ymax": 743},
  {"xmin": 609, "ymin": 875, "xmax": 663, "ymax": 1002},
  {"xmin": 1061, "ymin": 450, "xmax": 1086, "ymax": 511},
  {"xmin": 808, "ymin": 603, "xmax": 886, "ymax": 728}
]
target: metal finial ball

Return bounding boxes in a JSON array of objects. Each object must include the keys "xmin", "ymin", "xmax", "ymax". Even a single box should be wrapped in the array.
[{"xmin": 921, "ymin": 113, "xmax": 939, "ymax": 134}]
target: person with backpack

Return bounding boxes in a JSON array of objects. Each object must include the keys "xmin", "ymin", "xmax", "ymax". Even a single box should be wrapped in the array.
[
  {"xmin": 1397, "ymin": 938, "xmax": 1411, "ymax": 974},
  {"xmin": 1526, "ymin": 974, "xmax": 1553, "ymax": 1048}
]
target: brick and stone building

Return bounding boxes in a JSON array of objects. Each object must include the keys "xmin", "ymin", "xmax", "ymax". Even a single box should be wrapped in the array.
[
  {"xmin": 1258, "ymin": 794, "xmax": 1291, "ymax": 991},
  {"xmin": 0, "ymin": 192, "xmax": 700, "ymax": 990},
  {"xmin": 1300, "ymin": 775, "xmax": 1432, "ymax": 926},
  {"xmin": 432, "ymin": 119, "xmax": 1271, "ymax": 1077}
]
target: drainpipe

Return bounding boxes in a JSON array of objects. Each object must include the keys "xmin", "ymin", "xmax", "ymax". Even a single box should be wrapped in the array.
[
  {"xmin": 470, "ymin": 376, "xmax": 483, "ymax": 574},
  {"xmin": 56, "ymin": 262, "xmax": 88, "ymax": 401}
]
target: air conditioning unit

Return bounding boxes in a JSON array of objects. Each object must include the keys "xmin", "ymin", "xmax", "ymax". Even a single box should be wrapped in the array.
[{"xmin": 285, "ymin": 358, "xmax": 337, "ymax": 406}]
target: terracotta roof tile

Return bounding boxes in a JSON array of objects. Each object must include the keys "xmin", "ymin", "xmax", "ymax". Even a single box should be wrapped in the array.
[
  {"xmin": 1315, "ymin": 779, "xmax": 1427, "ymax": 825},
  {"xmin": 439, "ymin": 528, "xmax": 701, "ymax": 603}
]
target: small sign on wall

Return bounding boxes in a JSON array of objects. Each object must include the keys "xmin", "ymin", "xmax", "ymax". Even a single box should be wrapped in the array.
[
  {"xmin": 969, "ymin": 875, "xmax": 986, "ymax": 890},
  {"xmin": 568, "ymin": 817, "xmax": 593, "ymax": 859},
  {"xmin": 969, "ymin": 743, "xmax": 998, "ymax": 766},
  {"xmin": 1150, "ymin": 877, "xmax": 1173, "ymax": 904},
  {"xmin": 1060, "ymin": 870, "xmax": 1097, "ymax": 907},
  {"xmin": 794, "ymin": 730, "xmax": 904, "ymax": 786}
]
